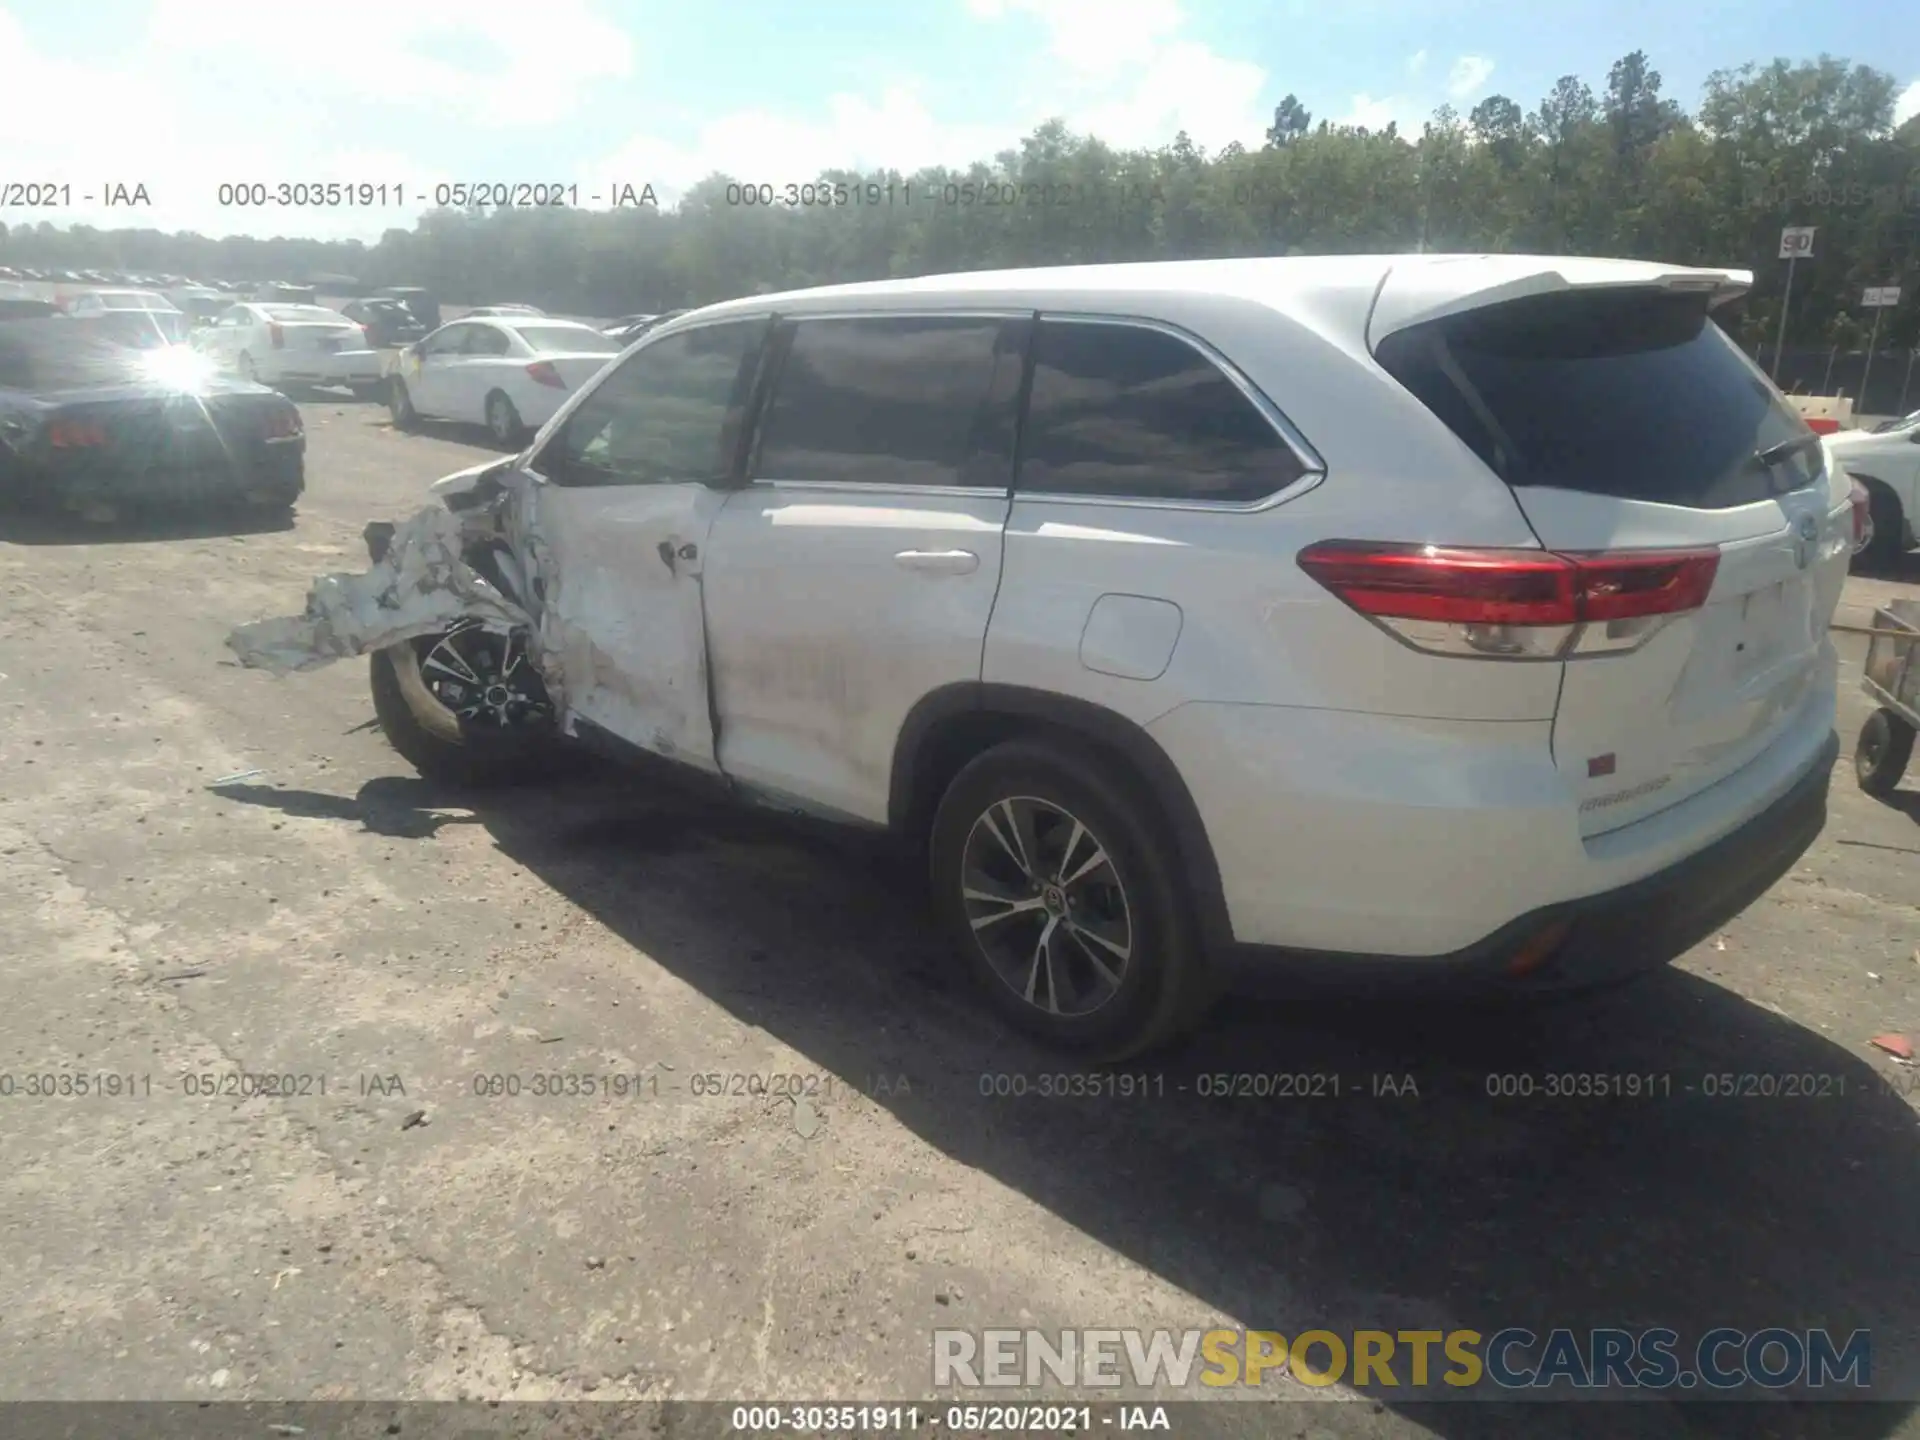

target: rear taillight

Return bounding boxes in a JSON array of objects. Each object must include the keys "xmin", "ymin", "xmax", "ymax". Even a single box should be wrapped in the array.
[
  {"xmin": 526, "ymin": 360, "xmax": 566, "ymax": 389},
  {"xmin": 1849, "ymin": 478, "xmax": 1875, "ymax": 555},
  {"xmin": 268, "ymin": 322, "xmax": 284, "ymax": 349},
  {"xmin": 262, "ymin": 407, "xmax": 302, "ymax": 441},
  {"xmin": 1296, "ymin": 541, "xmax": 1720, "ymax": 661},
  {"xmin": 48, "ymin": 417, "xmax": 110, "ymax": 448}
]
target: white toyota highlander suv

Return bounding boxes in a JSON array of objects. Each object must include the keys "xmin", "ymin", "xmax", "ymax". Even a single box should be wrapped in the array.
[{"xmin": 239, "ymin": 255, "xmax": 1864, "ymax": 1059}]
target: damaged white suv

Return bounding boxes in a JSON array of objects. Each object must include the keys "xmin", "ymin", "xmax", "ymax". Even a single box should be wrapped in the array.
[{"xmin": 234, "ymin": 256, "xmax": 1861, "ymax": 1058}]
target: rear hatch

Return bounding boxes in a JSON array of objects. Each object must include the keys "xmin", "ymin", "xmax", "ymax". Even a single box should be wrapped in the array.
[{"xmin": 1373, "ymin": 273, "xmax": 1846, "ymax": 836}]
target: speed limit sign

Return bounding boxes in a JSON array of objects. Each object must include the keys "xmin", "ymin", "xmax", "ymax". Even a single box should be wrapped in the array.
[{"xmin": 1778, "ymin": 226, "xmax": 1816, "ymax": 259}]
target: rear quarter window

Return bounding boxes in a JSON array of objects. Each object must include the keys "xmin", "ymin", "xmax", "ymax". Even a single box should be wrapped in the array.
[
  {"xmin": 1015, "ymin": 319, "xmax": 1309, "ymax": 504},
  {"xmin": 1374, "ymin": 289, "xmax": 1820, "ymax": 509}
]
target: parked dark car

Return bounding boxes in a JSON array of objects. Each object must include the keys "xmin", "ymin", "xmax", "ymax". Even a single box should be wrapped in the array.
[
  {"xmin": 342, "ymin": 297, "xmax": 427, "ymax": 347},
  {"xmin": 0, "ymin": 318, "xmax": 305, "ymax": 517},
  {"xmin": 374, "ymin": 286, "xmax": 441, "ymax": 332},
  {"xmin": 0, "ymin": 297, "xmax": 61, "ymax": 321}
]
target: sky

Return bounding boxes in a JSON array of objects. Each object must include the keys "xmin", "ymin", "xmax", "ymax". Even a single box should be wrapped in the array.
[{"xmin": 1, "ymin": 0, "xmax": 1917, "ymax": 243}]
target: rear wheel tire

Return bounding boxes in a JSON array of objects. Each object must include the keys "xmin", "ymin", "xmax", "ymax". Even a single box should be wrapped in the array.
[
  {"xmin": 1858, "ymin": 481, "xmax": 1906, "ymax": 573},
  {"xmin": 388, "ymin": 378, "xmax": 419, "ymax": 431},
  {"xmin": 485, "ymin": 391, "xmax": 525, "ymax": 448},
  {"xmin": 1856, "ymin": 707, "xmax": 1915, "ymax": 798},
  {"xmin": 928, "ymin": 739, "xmax": 1216, "ymax": 1061},
  {"xmin": 369, "ymin": 624, "xmax": 556, "ymax": 788}
]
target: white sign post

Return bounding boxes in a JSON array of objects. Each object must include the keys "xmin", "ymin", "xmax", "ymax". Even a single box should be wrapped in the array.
[
  {"xmin": 1772, "ymin": 227, "xmax": 1815, "ymax": 380},
  {"xmin": 1860, "ymin": 285, "xmax": 1901, "ymax": 415}
]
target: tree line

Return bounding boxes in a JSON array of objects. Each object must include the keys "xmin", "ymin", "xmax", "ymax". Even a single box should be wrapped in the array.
[{"xmin": 4, "ymin": 50, "xmax": 1919, "ymax": 355}]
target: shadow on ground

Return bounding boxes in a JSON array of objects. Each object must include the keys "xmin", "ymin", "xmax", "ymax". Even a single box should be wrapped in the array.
[
  {"xmin": 0, "ymin": 503, "xmax": 296, "ymax": 546},
  {"xmin": 224, "ymin": 760, "xmax": 1920, "ymax": 1440}
]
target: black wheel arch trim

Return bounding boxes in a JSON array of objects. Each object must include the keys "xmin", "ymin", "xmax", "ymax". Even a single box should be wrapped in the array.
[{"xmin": 889, "ymin": 682, "xmax": 1235, "ymax": 954}]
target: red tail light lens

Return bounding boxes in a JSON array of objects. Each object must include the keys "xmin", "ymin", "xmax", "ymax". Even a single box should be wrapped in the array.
[
  {"xmin": 48, "ymin": 417, "xmax": 110, "ymax": 448},
  {"xmin": 1297, "ymin": 541, "xmax": 1720, "ymax": 660},
  {"xmin": 262, "ymin": 407, "xmax": 302, "ymax": 440},
  {"xmin": 268, "ymin": 322, "xmax": 284, "ymax": 349},
  {"xmin": 1849, "ymin": 478, "xmax": 1874, "ymax": 554},
  {"xmin": 526, "ymin": 360, "xmax": 566, "ymax": 389}
]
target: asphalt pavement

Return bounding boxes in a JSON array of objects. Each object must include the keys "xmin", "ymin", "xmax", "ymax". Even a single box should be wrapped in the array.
[{"xmin": 1, "ymin": 393, "xmax": 1918, "ymax": 1439}]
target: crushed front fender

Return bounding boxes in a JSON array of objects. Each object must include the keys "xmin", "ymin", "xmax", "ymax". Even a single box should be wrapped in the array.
[{"xmin": 225, "ymin": 502, "xmax": 542, "ymax": 679}]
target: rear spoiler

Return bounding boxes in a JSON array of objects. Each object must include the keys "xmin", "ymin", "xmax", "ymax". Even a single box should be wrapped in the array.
[{"xmin": 1368, "ymin": 259, "xmax": 1754, "ymax": 347}]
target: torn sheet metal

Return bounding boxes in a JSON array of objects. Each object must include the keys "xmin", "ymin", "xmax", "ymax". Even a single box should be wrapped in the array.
[{"xmin": 225, "ymin": 500, "xmax": 545, "ymax": 682}]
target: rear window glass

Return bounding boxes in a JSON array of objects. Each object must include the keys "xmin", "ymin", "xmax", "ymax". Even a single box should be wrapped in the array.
[
  {"xmin": 515, "ymin": 325, "xmax": 620, "ymax": 354},
  {"xmin": 0, "ymin": 320, "xmax": 139, "ymax": 389},
  {"xmin": 1016, "ymin": 320, "xmax": 1308, "ymax": 503},
  {"xmin": 1375, "ymin": 290, "xmax": 1820, "ymax": 509}
]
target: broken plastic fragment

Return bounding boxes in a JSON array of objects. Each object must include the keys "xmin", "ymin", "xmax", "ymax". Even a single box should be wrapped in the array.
[
  {"xmin": 1868, "ymin": 1033, "xmax": 1914, "ymax": 1061},
  {"xmin": 225, "ymin": 505, "xmax": 535, "ymax": 676}
]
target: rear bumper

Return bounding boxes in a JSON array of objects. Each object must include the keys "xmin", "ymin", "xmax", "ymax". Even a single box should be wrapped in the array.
[
  {"xmin": 267, "ymin": 351, "xmax": 381, "ymax": 384},
  {"xmin": 17, "ymin": 440, "xmax": 304, "ymax": 508},
  {"xmin": 1219, "ymin": 728, "xmax": 1836, "ymax": 998}
]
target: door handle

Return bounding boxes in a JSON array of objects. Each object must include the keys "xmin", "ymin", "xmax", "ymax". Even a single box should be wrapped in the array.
[{"xmin": 894, "ymin": 548, "xmax": 979, "ymax": 575}]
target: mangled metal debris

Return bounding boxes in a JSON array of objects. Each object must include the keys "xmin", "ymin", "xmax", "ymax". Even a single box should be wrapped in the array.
[
  {"xmin": 224, "ymin": 459, "xmax": 575, "ymax": 713},
  {"xmin": 226, "ymin": 501, "xmax": 535, "ymax": 674}
]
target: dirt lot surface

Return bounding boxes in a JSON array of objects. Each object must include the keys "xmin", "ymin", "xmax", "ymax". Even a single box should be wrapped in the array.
[{"xmin": 2, "ymin": 394, "xmax": 1918, "ymax": 1439}]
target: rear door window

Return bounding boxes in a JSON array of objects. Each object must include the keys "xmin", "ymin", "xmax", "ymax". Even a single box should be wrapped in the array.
[
  {"xmin": 752, "ymin": 314, "xmax": 1027, "ymax": 490},
  {"xmin": 1374, "ymin": 289, "xmax": 1821, "ymax": 509},
  {"xmin": 1015, "ymin": 319, "xmax": 1309, "ymax": 503}
]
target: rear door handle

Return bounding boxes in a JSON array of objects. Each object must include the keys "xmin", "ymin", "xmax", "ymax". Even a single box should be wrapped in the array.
[{"xmin": 894, "ymin": 548, "xmax": 979, "ymax": 575}]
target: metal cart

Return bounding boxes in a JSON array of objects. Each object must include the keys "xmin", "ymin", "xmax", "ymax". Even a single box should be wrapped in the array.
[{"xmin": 1857, "ymin": 597, "xmax": 1920, "ymax": 797}]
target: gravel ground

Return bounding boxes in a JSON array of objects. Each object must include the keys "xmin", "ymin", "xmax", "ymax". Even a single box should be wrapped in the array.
[{"xmin": 0, "ymin": 393, "xmax": 1917, "ymax": 1440}]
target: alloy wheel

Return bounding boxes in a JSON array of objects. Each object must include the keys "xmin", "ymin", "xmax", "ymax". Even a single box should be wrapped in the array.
[
  {"xmin": 959, "ymin": 794, "xmax": 1134, "ymax": 1017},
  {"xmin": 412, "ymin": 620, "xmax": 551, "ymax": 731}
]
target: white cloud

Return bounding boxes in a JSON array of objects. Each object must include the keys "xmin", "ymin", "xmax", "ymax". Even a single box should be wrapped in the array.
[
  {"xmin": 0, "ymin": 1, "xmax": 627, "ymax": 238},
  {"xmin": 1894, "ymin": 78, "xmax": 1920, "ymax": 127},
  {"xmin": 1447, "ymin": 54, "xmax": 1495, "ymax": 100},
  {"xmin": 1406, "ymin": 49, "xmax": 1428, "ymax": 76},
  {"xmin": 1339, "ymin": 94, "xmax": 1404, "ymax": 131},
  {"xmin": 588, "ymin": 0, "xmax": 1272, "ymax": 209},
  {"xmin": 963, "ymin": 0, "xmax": 1186, "ymax": 78},
  {"xmin": 587, "ymin": 89, "xmax": 1020, "ymax": 204}
]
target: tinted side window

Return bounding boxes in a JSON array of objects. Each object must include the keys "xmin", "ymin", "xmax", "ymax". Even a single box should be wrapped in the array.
[
  {"xmin": 544, "ymin": 319, "xmax": 767, "ymax": 488},
  {"xmin": 753, "ymin": 315, "xmax": 1022, "ymax": 489},
  {"xmin": 464, "ymin": 327, "xmax": 512, "ymax": 357},
  {"xmin": 1017, "ymin": 321, "xmax": 1307, "ymax": 503}
]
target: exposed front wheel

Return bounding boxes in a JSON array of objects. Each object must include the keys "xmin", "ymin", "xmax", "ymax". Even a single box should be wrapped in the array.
[
  {"xmin": 1857, "ymin": 482, "xmax": 1907, "ymax": 573},
  {"xmin": 370, "ymin": 620, "xmax": 557, "ymax": 787},
  {"xmin": 485, "ymin": 391, "xmax": 525, "ymax": 448},
  {"xmin": 1856, "ymin": 707, "xmax": 1915, "ymax": 798},
  {"xmin": 388, "ymin": 378, "xmax": 419, "ymax": 431},
  {"xmin": 929, "ymin": 739, "xmax": 1215, "ymax": 1060}
]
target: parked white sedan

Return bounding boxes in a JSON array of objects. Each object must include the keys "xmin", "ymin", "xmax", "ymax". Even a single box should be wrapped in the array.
[
  {"xmin": 191, "ymin": 302, "xmax": 383, "ymax": 395},
  {"xmin": 1825, "ymin": 410, "xmax": 1920, "ymax": 570},
  {"xmin": 385, "ymin": 317, "xmax": 625, "ymax": 444}
]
